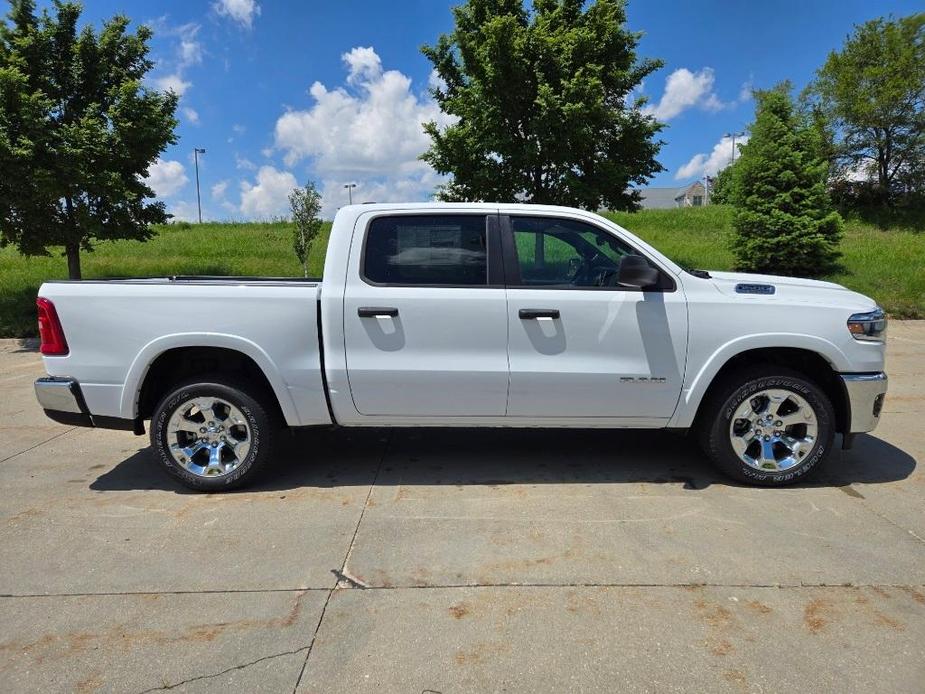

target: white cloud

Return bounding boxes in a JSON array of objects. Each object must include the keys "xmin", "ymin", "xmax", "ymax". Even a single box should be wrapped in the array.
[
  {"xmin": 213, "ymin": 0, "xmax": 261, "ymax": 29},
  {"xmin": 154, "ymin": 73, "xmax": 191, "ymax": 97},
  {"xmin": 239, "ymin": 166, "xmax": 298, "ymax": 219},
  {"xmin": 176, "ymin": 23, "xmax": 203, "ymax": 68},
  {"xmin": 182, "ymin": 106, "xmax": 200, "ymax": 124},
  {"xmin": 209, "ymin": 180, "xmax": 239, "ymax": 215},
  {"xmin": 676, "ymin": 134, "xmax": 750, "ymax": 180},
  {"xmin": 273, "ymin": 45, "xmax": 453, "ymax": 217},
  {"xmin": 642, "ymin": 68, "xmax": 752, "ymax": 122},
  {"xmin": 317, "ymin": 170, "xmax": 441, "ymax": 216},
  {"xmin": 211, "ymin": 180, "xmax": 229, "ymax": 199},
  {"xmin": 144, "ymin": 158, "xmax": 188, "ymax": 197},
  {"xmin": 344, "ymin": 46, "xmax": 382, "ymax": 85},
  {"xmin": 738, "ymin": 80, "xmax": 753, "ymax": 103},
  {"xmin": 165, "ymin": 200, "xmax": 199, "ymax": 222},
  {"xmin": 427, "ymin": 68, "xmax": 446, "ymax": 93},
  {"xmin": 843, "ymin": 158, "xmax": 876, "ymax": 182},
  {"xmin": 149, "ymin": 22, "xmax": 201, "ymax": 98},
  {"xmin": 643, "ymin": 68, "xmax": 719, "ymax": 121},
  {"xmin": 235, "ymin": 154, "xmax": 257, "ymax": 171}
]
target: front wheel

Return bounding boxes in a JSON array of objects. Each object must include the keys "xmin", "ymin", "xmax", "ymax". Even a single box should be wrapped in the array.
[
  {"xmin": 699, "ymin": 366, "xmax": 835, "ymax": 486},
  {"xmin": 150, "ymin": 377, "xmax": 276, "ymax": 491}
]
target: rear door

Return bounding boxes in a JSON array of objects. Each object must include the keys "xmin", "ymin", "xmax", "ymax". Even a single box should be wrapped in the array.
[
  {"xmin": 502, "ymin": 213, "xmax": 688, "ymax": 420},
  {"xmin": 342, "ymin": 211, "xmax": 509, "ymax": 417}
]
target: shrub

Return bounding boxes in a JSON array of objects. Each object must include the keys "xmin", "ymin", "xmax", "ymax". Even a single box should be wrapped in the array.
[{"xmin": 730, "ymin": 88, "xmax": 843, "ymax": 277}]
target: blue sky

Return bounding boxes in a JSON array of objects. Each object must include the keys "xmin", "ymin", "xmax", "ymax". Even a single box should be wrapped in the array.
[{"xmin": 63, "ymin": 0, "xmax": 923, "ymax": 220}]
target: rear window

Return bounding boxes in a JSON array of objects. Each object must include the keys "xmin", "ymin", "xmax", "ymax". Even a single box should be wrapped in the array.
[{"xmin": 363, "ymin": 215, "xmax": 488, "ymax": 286}]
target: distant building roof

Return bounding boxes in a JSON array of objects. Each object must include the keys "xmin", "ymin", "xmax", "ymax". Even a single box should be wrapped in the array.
[
  {"xmin": 634, "ymin": 182, "xmax": 704, "ymax": 209},
  {"xmin": 636, "ymin": 187, "xmax": 684, "ymax": 209}
]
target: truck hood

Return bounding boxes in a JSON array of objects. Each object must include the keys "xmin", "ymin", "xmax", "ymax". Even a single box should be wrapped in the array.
[{"xmin": 707, "ymin": 270, "xmax": 878, "ymax": 311}]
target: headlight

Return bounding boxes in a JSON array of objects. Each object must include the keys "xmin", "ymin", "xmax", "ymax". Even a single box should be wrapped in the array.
[{"xmin": 847, "ymin": 308, "xmax": 886, "ymax": 342}]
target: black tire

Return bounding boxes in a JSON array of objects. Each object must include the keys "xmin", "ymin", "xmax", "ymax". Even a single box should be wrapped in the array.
[
  {"xmin": 698, "ymin": 365, "xmax": 835, "ymax": 486},
  {"xmin": 150, "ymin": 376, "xmax": 276, "ymax": 491}
]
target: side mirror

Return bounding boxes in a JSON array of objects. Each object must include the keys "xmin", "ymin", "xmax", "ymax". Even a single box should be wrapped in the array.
[{"xmin": 617, "ymin": 255, "xmax": 659, "ymax": 289}]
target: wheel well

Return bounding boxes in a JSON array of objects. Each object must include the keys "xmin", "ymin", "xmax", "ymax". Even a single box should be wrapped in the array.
[
  {"xmin": 136, "ymin": 347, "xmax": 283, "ymax": 421},
  {"xmin": 695, "ymin": 348, "xmax": 849, "ymax": 434}
]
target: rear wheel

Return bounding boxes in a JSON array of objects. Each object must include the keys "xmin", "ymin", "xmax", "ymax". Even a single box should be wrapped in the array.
[
  {"xmin": 151, "ymin": 377, "xmax": 276, "ymax": 491},
  {"xmin": 699, "ymin": 366, "xmax": 835, "ymax": 485}
]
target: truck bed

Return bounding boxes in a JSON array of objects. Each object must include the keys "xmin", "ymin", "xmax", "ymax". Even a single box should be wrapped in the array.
[{"xmin": 37, "ymin": 277, "xmax": 331, "ymax": 427}]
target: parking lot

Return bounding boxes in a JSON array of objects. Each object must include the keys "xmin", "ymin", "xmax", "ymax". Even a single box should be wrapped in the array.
[{"xmin": 1, "ymin": 323, "xmax": 923, "ymax": 693}]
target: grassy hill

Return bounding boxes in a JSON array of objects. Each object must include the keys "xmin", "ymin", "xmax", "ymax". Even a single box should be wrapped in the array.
[
  {"xmin": 603, "ymin": 206, "xmax": 924, "ymax": 319},
  {"xmin": 1, "ymin": 205, "xmax": 922, "ymax": 338}
]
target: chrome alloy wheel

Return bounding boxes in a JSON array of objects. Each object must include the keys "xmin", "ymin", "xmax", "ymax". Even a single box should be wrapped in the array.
[
  {"xmin": 729, "ymin": 389, "xmax": 818, "ymax": 472},
  {"xmin": 166, "ymin": 397, "xmax": 252, "ymax": 478}
]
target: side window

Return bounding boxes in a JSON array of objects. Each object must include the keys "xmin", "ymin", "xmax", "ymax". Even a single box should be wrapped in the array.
[
  {"xmin": 363, "ymin": 215, "xmax": 488, "ymax": 286},
  {"xmin": 510, "ymin": 216, "xmax": 638, "ymax": 288}
]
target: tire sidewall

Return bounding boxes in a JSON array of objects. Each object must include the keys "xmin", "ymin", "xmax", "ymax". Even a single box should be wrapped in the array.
[
  {"xmin": 151, "ymin": 381, "xmax": 267, "ymax": 491},
  {"xmin": 712, "ymin": 373, "xmax": 834, "ymax": 485}
]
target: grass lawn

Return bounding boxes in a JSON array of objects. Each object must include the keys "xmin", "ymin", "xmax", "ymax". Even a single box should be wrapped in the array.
[{"xmin": 1, "ymin": 206, "xmax": 922, "ymax": 338}]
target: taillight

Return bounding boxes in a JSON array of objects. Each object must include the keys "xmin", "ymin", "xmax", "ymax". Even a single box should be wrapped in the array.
[{"xmin": 36, "ymin": 297, "xmax": 69, "ymax": 356}]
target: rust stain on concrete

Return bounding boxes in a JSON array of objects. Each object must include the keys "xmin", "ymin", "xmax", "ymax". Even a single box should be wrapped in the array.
[
  {"xmin": 803, "ymin": 598, "xmax": 831, "ymax": 634},
  {"xmin": 454, "ymin": 640, "xmax": 511, "ymax": 665},
  {"xmin": 745, "ymin": 600, "xmax": 772, "ymax": 615},
  {"xmin": 0, "ymin": 591, "xmax": 306, "ymax": 670},
  {"xmin": 900, "ymin": 587, "xmax": 925, "ymax": 605},
  {"xmin": 448, "ymin": 603, "xmax": 470, "ymax": 620}
]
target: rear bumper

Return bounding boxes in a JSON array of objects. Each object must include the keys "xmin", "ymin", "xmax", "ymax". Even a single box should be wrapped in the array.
[
  {"xmin": 840, "ymin": 372, "xmax": 888, "ymax": 434},
  {"xmin": 35, "ymin": 376, "xmax": 92, "ymax": 427},
  {"xmin": 34, "ymin": 377, "xmax": 141, "ymax": 433}
]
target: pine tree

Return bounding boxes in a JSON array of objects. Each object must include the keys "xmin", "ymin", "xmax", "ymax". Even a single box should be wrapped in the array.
[{"xmin": 730, "ymin": 87, "xmax": 843, "ymax": 277}]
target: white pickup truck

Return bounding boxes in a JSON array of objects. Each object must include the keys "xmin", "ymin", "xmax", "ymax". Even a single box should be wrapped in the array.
[{"xmin": 34, "ymin": 203, "xmax": 888, "ymax": 491}]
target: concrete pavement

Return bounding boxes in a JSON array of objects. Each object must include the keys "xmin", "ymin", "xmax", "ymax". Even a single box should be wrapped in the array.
[{"xmin": 1, "ymin": 324, "xmax": 923, "ymax": 692}]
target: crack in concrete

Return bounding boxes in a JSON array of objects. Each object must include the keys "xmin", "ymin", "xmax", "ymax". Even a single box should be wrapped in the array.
[
  {"xmin": 4, "ymin": 582, "xmax": 925, "ymax": 600},
  {"xmin": 136, "ymin": 644, "xmax": 311, "ymax": 693},
  {"xmin": 290, "ymin": 430, "xmax": 392, "ymax": 694},
  {"xmin": 846, "ymin": 489, "xmax": 925, "ymax": 546},
  {"xmin": 0, "ymin": 426, "xmax": 77, "ymax": 464}
]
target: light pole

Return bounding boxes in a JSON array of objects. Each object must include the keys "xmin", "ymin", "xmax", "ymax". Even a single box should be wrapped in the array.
[
  {"xmin": 193, "ymin": 148, "xmax": 206, "ymax": 223},
  {"xmin": 343, "ymin": 182, "xmax": 357, "ymax": 205},
  {"xmin": 724, "ymin": 131, "xmax": 745, "ymax": 165}
]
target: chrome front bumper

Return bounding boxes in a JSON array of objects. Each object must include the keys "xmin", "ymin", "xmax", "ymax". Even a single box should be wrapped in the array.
[{"xmin": 840, "ymin": 372, "xmax": 888, "ymax": 433}]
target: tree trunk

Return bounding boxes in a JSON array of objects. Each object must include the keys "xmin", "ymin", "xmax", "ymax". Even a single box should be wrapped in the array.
[{"xmin": 65, "ymin": 242, "xmax": 82, "ymax": 280}]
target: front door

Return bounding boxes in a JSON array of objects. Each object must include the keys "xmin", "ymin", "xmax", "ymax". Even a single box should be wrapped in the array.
[
  {"xmin": 503, "ymin": 214, "xmax": 688, "ymax": 420},
  {"xmin": 343, "ymin": 212, "xmax": 509, "ymax": 417}
]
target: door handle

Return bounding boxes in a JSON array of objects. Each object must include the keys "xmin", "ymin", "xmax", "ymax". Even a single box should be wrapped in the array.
[
  {"xmin": 518, "ymin": 308, "xmax": 560, "ymax": 320},
  {"xmin": 358, "ymin": 306, "xmax": 399, "ymax": 318}
]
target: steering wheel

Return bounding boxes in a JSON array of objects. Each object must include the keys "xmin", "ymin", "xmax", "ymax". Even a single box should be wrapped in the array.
[
  {"xmin": 594, "ymin": 267, "xmax": 618, "ymax": 287},
  {"xmin": 566, "ymin": 256, "xmax": 587, "ymax": 284}
]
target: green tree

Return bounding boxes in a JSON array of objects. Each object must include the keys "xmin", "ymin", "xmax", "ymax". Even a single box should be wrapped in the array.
[
  {"xmin": 288, "ymin": 181, "xmax": 322, "ymax": 278},
  {"xmin": 808, "ymin": 14, "xmax": 925, "ymax": 202},
  {"xmin": 708, "ymin": 163, "xmax": 737, "ymax": 205},
  {"xmin": 730, "ymin": 87, "xmax": 843, "ymax": 277},
  {"xmin": 422, "ymin": 0, "xmax": 663, "ymax": 211},
  {"xmin": 0, "ymin": 1, "xmax": 177, "ymax": 279}
]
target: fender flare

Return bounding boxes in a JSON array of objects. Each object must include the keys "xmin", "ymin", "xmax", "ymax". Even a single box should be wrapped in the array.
[
  {"xmin": 670, "ymin": 332, "xmax": 851, "ymax": 429},
  {"xmin": 119, "ymin": 332, "xmax": 300, "ymax": 424}
]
